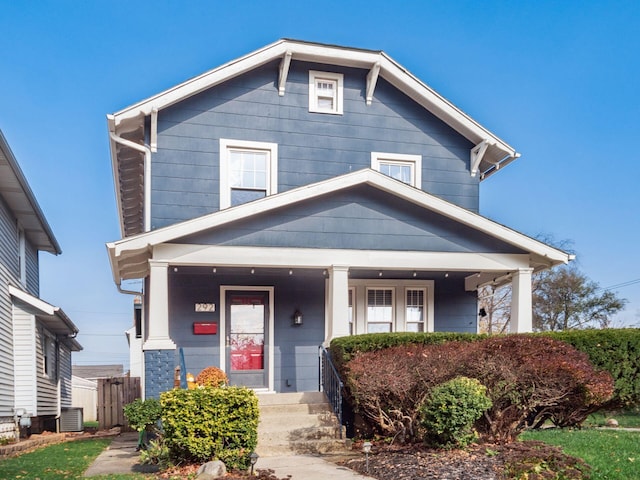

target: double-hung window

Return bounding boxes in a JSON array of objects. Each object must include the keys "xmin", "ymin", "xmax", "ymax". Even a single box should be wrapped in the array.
[
  {"xmin": 309, "ymin": 71, "xmax": 344, "ymax": 114},
  {"xmin": 366, "ymin": 288, "xmax": 394, "ymax": 333},
  {"xmin": 406, "ymin": 288, "xmax": 426, "ymax": 332},
  {"xmin": 371, "ymin": 152, "xmax": 422, "ymax": 188},
  {"xmin": 348, "ymin": 280, "xmax": 434, "ymax": 335},
  {"xmin": 220, "ymin": 139, "xmax": 278, "ymax": 209}
]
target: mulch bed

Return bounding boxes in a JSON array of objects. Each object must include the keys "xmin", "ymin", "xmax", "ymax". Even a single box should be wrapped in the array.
[{"xmin": 157, "ymin": 440, "xmax": 589, "ymax": 479}]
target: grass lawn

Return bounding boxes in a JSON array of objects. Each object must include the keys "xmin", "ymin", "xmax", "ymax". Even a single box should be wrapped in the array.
[
  {"xmin": 523, "ymin": 428, "xmax": 640, "ymax": 479},
  {"xmin": 0, "ymin": 438, "xmax": 150, "ymax": 479},
  {"xmin": 584, "ymin": 407, "xmax": 640, "ymax": 428}
]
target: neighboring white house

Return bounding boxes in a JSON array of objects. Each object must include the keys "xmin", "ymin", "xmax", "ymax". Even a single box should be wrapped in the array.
[{"xmin": 0, "ymin": 130, "xmax": 82, "ymax": 437}]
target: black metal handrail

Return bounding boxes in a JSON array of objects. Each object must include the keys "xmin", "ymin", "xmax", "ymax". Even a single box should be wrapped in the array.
[{"xmin": 319, "ymin": 345, "xmax": 344, "ymax": 438}]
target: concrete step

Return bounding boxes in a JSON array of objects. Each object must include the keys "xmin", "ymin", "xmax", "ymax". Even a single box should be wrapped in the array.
[
  {"xmin": 257, "ymin": 391, "xmax": 328, "ymax": 406},
  {"xmin": 256, "ymin": 391, "xmax": 346, "ymax": 457},
  {"xmin": 256, "ymin": 438, "xmax": 348, "ymax": 457}
]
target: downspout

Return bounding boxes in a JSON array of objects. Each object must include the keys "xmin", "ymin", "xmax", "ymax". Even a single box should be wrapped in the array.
[{"xmin": 108, "ymin": 130, "xmax": 152, "ymax": 232}]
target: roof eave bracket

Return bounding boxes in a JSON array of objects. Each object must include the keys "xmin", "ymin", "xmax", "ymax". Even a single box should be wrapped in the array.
[
  {"xmin": 470, "ymin": 139, "xmax": 490, "ymax": 177},
  {"xmin": 150, "ymin": 107, "xmax": 158, "ymax": 153},
  {"xmin": 366, "ymin": 62, "xmax": 381, "ymax": 106},
  {"xmin": 278, "ymin": 51, "xmax": 293, "ymax": 96}
]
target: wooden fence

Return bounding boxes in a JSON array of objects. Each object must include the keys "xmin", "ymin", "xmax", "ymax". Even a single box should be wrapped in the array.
[{"xmin": 97, "ymin": 377, "xmax": 140, "ymax": 431}]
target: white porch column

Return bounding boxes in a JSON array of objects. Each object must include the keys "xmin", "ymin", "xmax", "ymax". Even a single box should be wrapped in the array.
[
  {"xmin": 510, "ymin": 267, "xmax": 534, "ymax": 333},
  {"xmin": 144, "ymin": 261, "xmax": 176, "ymax": 350},
  {"xmin": 326, "ymin": 265, "xmax": 350, "ymax": 344}
]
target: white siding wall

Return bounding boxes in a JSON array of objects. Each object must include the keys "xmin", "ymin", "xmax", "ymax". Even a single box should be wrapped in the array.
[
  {"xmin": 59, "ymin": 346, "xmax": 72, "ymax": 408},
  {"xmin": 35, "ymin": 325, "xmax": 58, "ymax": 416},
  {"xmin": 72, "ymin": 377, "xmax": 97, "ymax": 422},
  {"xmin": 12, "ymin": 304, "xmax": 36, "ymax": 415},
  {"xmin": 0, "ymin": 195, "xmax": 18, "ymax": 416}
]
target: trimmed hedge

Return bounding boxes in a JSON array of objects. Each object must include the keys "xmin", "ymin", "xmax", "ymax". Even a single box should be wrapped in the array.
[
  {"xmin": 160, "ymin": 386, "xmax": 259, "ymax": 469},
  {"xmin": 331, "ymin": 329, "xmax": 640, "ymax": 408},
  {"xmin": 330, "ymin": 332, "xmax": 485, "ymax": 372},
  {"xmin": 542, "ymin": 329, "xmax": 640, "ymax": 407}
]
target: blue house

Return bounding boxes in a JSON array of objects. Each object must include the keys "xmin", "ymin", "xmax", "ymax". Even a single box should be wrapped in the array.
[
  {"xmin": 0, "ymin": 130, "xmax": 81, "ymax": 437},
  {"xmin": 106, "ymin": 40, "xmax": 571, "ymax": 398}
]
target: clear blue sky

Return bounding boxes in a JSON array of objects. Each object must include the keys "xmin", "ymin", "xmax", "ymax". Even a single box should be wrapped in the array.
[{"xmin": 1, "ymin": 1, "xmax": 638, "ymax": 370}]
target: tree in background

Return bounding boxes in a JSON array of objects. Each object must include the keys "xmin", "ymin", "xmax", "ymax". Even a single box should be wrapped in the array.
[
  {"xmin": 532, "ymin": 265, "xmax": 627, "ymax": 331},
  {"xmin": 479, "ymin": 264, "xmax": 627, "ymax": 333}
]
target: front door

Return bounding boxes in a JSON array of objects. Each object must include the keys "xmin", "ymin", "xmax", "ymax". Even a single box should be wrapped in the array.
[{"xmin": 225, "ymin": 290, "xmax": 268, "ymax": 388}]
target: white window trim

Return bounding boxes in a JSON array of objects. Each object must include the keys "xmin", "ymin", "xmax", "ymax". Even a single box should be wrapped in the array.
[
  {"xmin": 371, "ymin": 152, "xmax": 422, "ymax": 188},
  {"xmin": 349, "ymin": 279, "xmax": 434, "ymax": 334},
  {"xmin": 219, "ymin": 139, "xmax": 278, "ymax": 210},
  {"xmin": 219, "ymin": 285, "xmax": 275, "ymax": 393},
  {"xmin": 365, "ymin": 286, "xmax": 395, "ymax": 333},
  {"xmin": 405, "ymin": 287, "xmax": 428, "ymax": 332},
  {"xmin": 309, "ymin": 70, "xmax": 344, "ymax": 115}
]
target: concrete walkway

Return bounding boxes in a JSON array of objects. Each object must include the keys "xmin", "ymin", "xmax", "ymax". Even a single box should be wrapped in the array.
[
  {"xmin": 84, "ymin": 432, "xmax": 375, "ymax": 479},
  {"xmin": 257, "ymin": 454, "xmax": 376, "ymax": 479},
  {"xmin": 83, "ymin": 432, "xmax": 158, "ymax": 477}
]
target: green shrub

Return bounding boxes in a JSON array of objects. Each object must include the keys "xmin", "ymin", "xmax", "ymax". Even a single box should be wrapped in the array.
[
  {"xmin": 419, "ymin": 376, "xmax": 492, "ymax": 448},
  {"xmin": 542, "ymin": 328, "xmax": 640, "ymax": 408},
  {"xmin": 123, "ymin": 397, "xmax": 162, "ymax": 432},
  {"xmin": 160, "ymin": 386, "xmax": 259, "ymax": 470},
  {"xmin": 139, "ymin": 437, "xmax": 171, "ymax": 468}
]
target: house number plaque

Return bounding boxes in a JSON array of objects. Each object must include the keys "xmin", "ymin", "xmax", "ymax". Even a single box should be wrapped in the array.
[{"xmin": 195, "ymin": 303, "xmax": 215, "ymax": 312}]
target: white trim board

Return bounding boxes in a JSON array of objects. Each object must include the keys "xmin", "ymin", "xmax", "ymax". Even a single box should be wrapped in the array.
[{"xmin": 108, "ymin": 169, "xmax": 572, "ymax": 283}]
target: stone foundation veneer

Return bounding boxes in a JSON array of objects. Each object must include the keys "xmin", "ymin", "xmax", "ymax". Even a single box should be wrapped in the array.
[{"xmin": 144, "ymin": 350, "xmax": 175, "ymax": 399}]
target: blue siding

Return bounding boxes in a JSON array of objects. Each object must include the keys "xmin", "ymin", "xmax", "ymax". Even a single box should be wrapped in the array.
[
  {"xmin": 167, "ymin": 271, "xmax": 325, "ymax": 393},
  {"xmin": 144, "ymin": 350, "xmax": 174, "ymax": 399},
  {"xmin": 434, "ymin": 276, "xmax": 478, "ymax": 333},
  {"xmin": 151, "ymin": 60, "xmax": 477, "ymax": 230},
  {"xmin": 178, "ymin": 185, "xmax": 525, "ymax": 254}
]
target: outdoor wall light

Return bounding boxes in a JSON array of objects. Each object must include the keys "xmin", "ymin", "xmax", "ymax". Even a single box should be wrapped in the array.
[
  {"xmin": 249, "ymin": 452, "xmax": 259, "ymax": 475},
  {"xmin": 293, "ymin": 309, "xmax": 303, "ymax": 326},
  {"xmin": 479, "ymin": 308, "xmax": 487, "ymax": 317},
  {"xmin": 362, "ymin": 441, "xmax": 372, "ymax": 472}
]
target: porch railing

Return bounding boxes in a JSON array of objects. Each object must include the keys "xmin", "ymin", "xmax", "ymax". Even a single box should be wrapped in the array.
[{"xmin": 319, "ymin": 345, "xmax": 344, "ymax": 438}]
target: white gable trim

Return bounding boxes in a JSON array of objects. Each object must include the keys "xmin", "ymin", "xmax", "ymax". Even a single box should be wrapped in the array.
[
  {"xmin": 107, "ymin": 169, "xmax": 571, "ymax": 283},
  {"xmin": 108, "ymin": 39, "xmax": 517, "ymax": 165}
]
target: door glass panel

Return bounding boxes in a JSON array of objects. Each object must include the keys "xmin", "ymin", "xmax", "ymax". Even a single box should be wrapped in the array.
[{"xmin": 229, "ymin": 300, "xmax": 264, "ymax": 371}]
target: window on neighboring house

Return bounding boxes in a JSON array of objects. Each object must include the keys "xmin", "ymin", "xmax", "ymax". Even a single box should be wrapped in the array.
[
  {"xmin": 406, "ymin": 288, "xmax": 425, "ymax": 332},
  {"xmin": 17, "ymin": 226, "xmax": 26, "ymax": 286},
  {"xmin": 371, "ymin": 152, "xmax": 422, "ymax": 188},
  {"xmin": 366, "ymin": 288, "xmax": 394, "ymax": 333},
  {"xmin": 220, "ymin": 139, "xmax": 278, "ymax": 209},
  {"xmin": 309, "ymin": 71, "xmax": 344, "ymax": 114},
  {"xmin": 43, "ymin": 333, "xmax": 56, "ymax": 379}
]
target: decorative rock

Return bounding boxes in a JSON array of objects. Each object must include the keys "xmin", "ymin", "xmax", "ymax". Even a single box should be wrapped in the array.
[
  {"xmin": 605, "ymin": 418, "xmax": 619, "ymax": 427},
  {"xmin": 195, "ymin": 460, "xmax": 227, "ymax": 479}
]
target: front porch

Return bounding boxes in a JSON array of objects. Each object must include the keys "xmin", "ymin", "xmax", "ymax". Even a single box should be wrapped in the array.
[{"xmin": 139, "ymin": 253, "xmax": 535, "ymax": 398}]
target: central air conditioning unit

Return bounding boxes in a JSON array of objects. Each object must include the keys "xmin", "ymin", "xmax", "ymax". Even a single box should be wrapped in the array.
[{"xmin": 60, "ymin": 407, "xmax": 83, "ymax": 432}]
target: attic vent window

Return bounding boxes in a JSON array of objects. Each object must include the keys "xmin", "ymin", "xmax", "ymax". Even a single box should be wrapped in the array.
[
  {"xmin": 309, "ymin": 70, "xmax": 343, "ymax": 115},
  {"xmin": 371, "ymin": 152, "xmax": 422, "ymax": 188}
]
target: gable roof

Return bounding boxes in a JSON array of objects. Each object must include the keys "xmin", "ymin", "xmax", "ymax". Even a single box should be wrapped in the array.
[
  {"xmin": 108, "ymin": 39, "xmax": 520, "ymax": 238},
  {"xmin": 107, "ymin": 169, "xmax": 571, "ymax": 285},
  {"xmin": 0, "ymin": 130, "xmax": 61, "ymax": 254},
  {"xmin": 9, "ymin": 286, "xmax": 82, "ymax": 351}
]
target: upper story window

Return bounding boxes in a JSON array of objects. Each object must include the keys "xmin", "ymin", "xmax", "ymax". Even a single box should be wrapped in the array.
[
  {"xmin": 220, "ymin": 139, "xmax": 278, "ymax": 209},
  {"xmin": 371, "ymin": 152, "xmax": 422, "ymax": 188},
  {"xmin": 309, "ymin": 70, "xmax": 344, "ymax": 115}
]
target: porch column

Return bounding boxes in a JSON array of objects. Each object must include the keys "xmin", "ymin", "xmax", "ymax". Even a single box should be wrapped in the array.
[
  {"xmin": 144, "ymin": 261, "xmax": 176, "ymax": 350},
  {"xmin": 326, "ymin": 265, "xmax": 350, "ymax": 343},
  {"xmin": 510, "ymin": 267, "xmax": 534, "ymax": 333}
]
